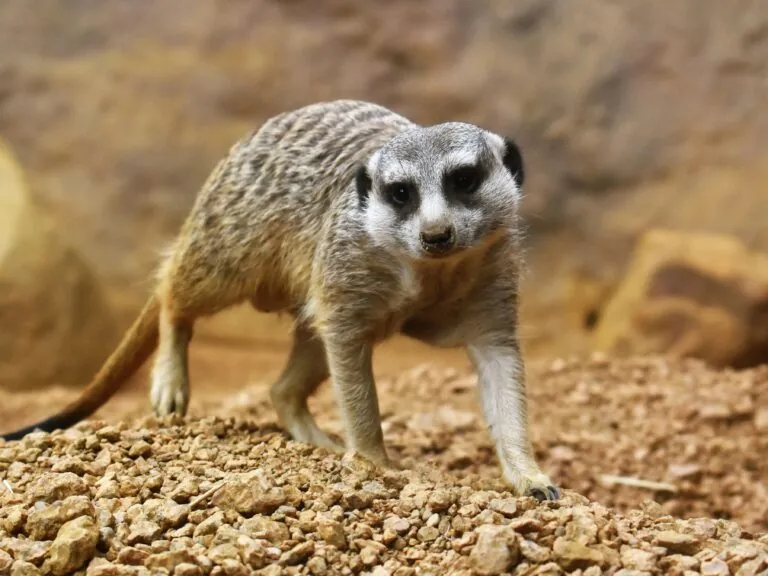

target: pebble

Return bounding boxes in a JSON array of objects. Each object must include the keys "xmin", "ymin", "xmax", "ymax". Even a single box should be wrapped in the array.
[{"xmin": 42, "ymin": 515, "xmax": 100, "ymax": 575}]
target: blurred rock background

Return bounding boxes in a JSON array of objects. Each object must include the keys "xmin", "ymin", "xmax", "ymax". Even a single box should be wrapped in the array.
[{"xmin": 1, "ymin": 0, "xmax": 767, "ymax": 390}]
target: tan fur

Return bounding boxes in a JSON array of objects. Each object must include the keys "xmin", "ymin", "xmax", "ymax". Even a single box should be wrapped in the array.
[{"xmin": 1, "ymin": 100, "xmax": 559, "ymax": 500}]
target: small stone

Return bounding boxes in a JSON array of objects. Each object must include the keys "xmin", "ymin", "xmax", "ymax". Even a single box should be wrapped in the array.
[
  {"xmin": 360, "ymin": 546, "xmax": 379, "ymax": 566},
  {"xmin": 126, "ymin": 519, "xmax": 162, "ymax": 545},
  {"xmin": 3, "ymin": 505, "xmax": 27, "ymax": 534},
  {"xmin": 279, "ymin": 541, "xmax": 315, "ymax": 566},
  {"xmin": 25, "ymin": 495, "xmax": 95, "ymax": 540},
  {"xmin": 240, "ymin": 515, "xmax": 289, "ymax": 544},
  {"xmin": 146, "ymin": 499, "xmax": 190, "ymax": 530},
  {"xmin": 520, "ymin": 539, "xmax": 551, "ymax": 563},
  {"xmin": 26, "ymin": 472, "xmax": 88, "ymax": 503},
  {"xmin": 212, "ymin": 482, "xmax": 286, "ymax": 516},
  {"xmin": 42, "ymin": 515, "xmax": 99, "ymax": 576},
  {"xmin": 193, "ymin": 512, "xmax": 224, "ymax": 538},
  {"xmin": 470, "ymin": 526, "xmax": 519, "ymax": 576},
  {"xmin": 489, "ymin": 498, "xmax": 518, "ymax": 518},
  {"xmin": 174, "ymin": 564, "xmax": 204, "ymax": 576},
  {"xmin": 145, "ymin": 549, "xmax": 197, "ymax": 572},
  {"xmin": 553, "ymin": 538, "xmax": 604, "ymax": 571},
  {"xmin": 7, "ymin": 539, "xmax": 50, "ymax": 565},
  {"xmin": 620, "ymin": 547, "xmax": 656, "ymax": 571},
  {"xmin": 0, "ymin": 549, "xmax": 12, "ymax": 572},
  {"xmin": 701, "ymin": 558, "xmax": 730, "ymax": 576},
  {"xmin": 307, "ymin": 556, "xmax": 328, "ymax": 575},
  {"xmin": 238, "ymin": 535, "xmax": 266, "ymax": 569},
  {"xmin": 10, "ymin": 560, "xmax": 42, "ymax": 576},
  {"xmin": 383, "ymin": 516, "xmax": 410, "ymax": 535},
  {"xmin": 427, "ymin": 489, "xmax": 453, "ymax": 512},
  {"xmin": 754, "ymin": 408, "xmax": 768, "ymax": 431},
  {"xmin": 117, "ymin": 547, "xmax": 150, "ymax": 565},
  {"xmin": 659, "ymin": 554, "xmax": 700, "ymax": 573},
  {"xmin": 208, "ymin": 543, "xmax": 240, "ymax": 564},
  {"xmin": 317, "ymin": 518, "xmax": 348, "ymax": 550},
  {"xmin": 417, "ymin": 526, "xmax": 439, "ymax": 542},
  {"xmin": 342, "ymin": 490, "xmax": 375, "ymax": 510},
  {"xmin": 170, "ymin": 478, "xmax": 199, "ymax": 503},
  {"xmin": 128, "ymin": 441, "xmax": 152, "ymax": 458},
  {"xmin": 509, "ymin": 517, "xmax": 542, "ymax": 534},
  {"xmin": 653, "ymin": 531, "xmax": 700, "ymax": 555},
  {"xmin": 735, "ymin": 556, "xmax": 768, "ymax": 576}
]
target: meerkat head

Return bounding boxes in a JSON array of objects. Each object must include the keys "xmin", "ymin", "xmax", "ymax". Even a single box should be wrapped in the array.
[{"xmin": 355, "ymin": 122, "xmax": 524, "ymax": 261}]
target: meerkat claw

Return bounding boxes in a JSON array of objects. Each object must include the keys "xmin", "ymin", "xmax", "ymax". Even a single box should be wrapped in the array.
[{"xmin": 528, "ymin": 485, "xmax": 561, "ymax": 502}]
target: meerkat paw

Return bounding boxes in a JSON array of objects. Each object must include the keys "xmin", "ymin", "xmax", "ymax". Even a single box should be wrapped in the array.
[
  {"xmin": 278, "ymin": 410, "xmax": 346, "ymax": 454},
  {"xmin": 150, "ymin": 373, "xmax": 189, "ymax": 417},
  {"xmin": 503, "ymin": 465, "xmax": 561, "ymax": 502}
]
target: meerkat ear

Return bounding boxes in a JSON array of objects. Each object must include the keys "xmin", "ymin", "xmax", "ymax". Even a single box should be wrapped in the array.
[
  {"xmin": 501, "ymin": 138, "xmax": 524, "ymax": 188},
  {"xmin": 355, "ymin": 164, "xmax": 372, "ymax": 208}
]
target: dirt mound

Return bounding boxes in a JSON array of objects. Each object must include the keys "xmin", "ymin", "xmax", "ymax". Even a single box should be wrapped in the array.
[
  {"xmin": 1, "ymin": 418, "xmax": 766, "ymax": 576},
  {"xmin": 0, "ymin": 356, "xmax": 766, "ymax": 574},
  {"xmin": 0, "ymin": 138, "xmax": 119, "ymax": 392}
]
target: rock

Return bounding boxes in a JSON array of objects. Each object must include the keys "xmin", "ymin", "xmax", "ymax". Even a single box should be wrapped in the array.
[
  {"xmin": 652, "ymin": 531, "xmax": 701, "ymax": 555},
  {"xmin": 211, "ymin": 481, "xmax": 286, "ymax": 516},
  {"xmin": 470, "ymin": 526, "xmax": 519, "ymax": 575},
  {"xmin": 0, "ymin": 548, "xmax": 12, "ymax": 572},
  {"xmin": 701, "ymin": 558, "xmax": 730, "ymax": 576},
  {"xmin": 620, "ymin": 547, "xmax": 656, "ymax": 571},
  {"xmin": 144, "ymin": 549, "xmax": 197, "ymax": 572},
  {"xmin": 754, "ymin": 408, "xmax": 768, "ymax": 431},
  {"xmin": 25, "ymin": 495, "xmax": 95, "ymax": 540},
  {"xmin": 10, "ymin": 561, "xmax": 42, "ymax": 576},
  {"xmin": 279, "ymin": 541, "xmax": 315, "ymax": 566},
  {"xmin": 0, "ymin": 138, "xmax": 118, "ymax": 393},
  {"xmin": 26, "ymin": 472, "xmax": 89, "ymax": 503},
  {"xmin": 426, "ymin": 489, "xmax": 454, "ymax": 512},
  {"xmin": 307, "ymin": 556, "xmax": 328, "ymax": 575},
  {"xmin": 126, "ymin": 519, "xmax": 162, "ymax": 545},
  {"xmin": 317, "ymin": 518, "xmax": 347, "ymax": 550},
  {"xmin": 417, "ymin": 526, "xmax": 440, "ymax": 542},
  {"xmin": 520, "ymin": 539, "xmax": 551, "ymax": 563},
  {"xmin": 174, "ymin": 564, "xmax": 204, "ymax": 576},
  {"xmin": 208, "ymin": 543, "xmax": 240, "ymax": 564},
  {"xmin": 489, "ymin": 498, "xmax": 518, "ymax": 518},
  {"xmin": 42, "ymin": 515, "xmax": 99, "ymax": 576},
  {"xmin": 593, "ymin": 229, "xmax": 768, "ymax": 368},
  {"xmin": 553, "ymin": 537, "xmax": 605, "ymax": 571},
  {"xmin": 240, "ymin": 516, "xmax": 289, "ymax": 544}
]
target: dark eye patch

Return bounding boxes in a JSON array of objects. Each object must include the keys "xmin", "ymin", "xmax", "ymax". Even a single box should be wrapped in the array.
[
  {"xmin": 445, "ymin": 164, "xmax": 485, "ymax": 195},
  {"xmin": 382, "ymin": 181, "xmax": 417, "ymax": 208}
]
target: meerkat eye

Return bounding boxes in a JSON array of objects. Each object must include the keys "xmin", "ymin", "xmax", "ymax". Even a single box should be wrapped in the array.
[
  {"xmin": 384, "ymin": 182, "xmax": 413, "ymax": 206},
  {"xmin": 447, "ymin": 165, "xmax": 483, "ymax": 194}
]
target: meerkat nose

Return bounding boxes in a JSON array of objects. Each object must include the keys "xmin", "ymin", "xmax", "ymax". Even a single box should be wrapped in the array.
[{"xmin": 420, "ymin": 226, "xmax": 456, "ymax": 252}]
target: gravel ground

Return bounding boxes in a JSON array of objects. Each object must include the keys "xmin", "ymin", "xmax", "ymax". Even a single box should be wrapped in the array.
[{"xmin": 1, "ymin": 355, "xmax": 767, "ymax": 575}]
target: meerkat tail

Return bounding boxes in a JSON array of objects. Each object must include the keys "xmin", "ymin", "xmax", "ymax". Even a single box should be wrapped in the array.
[{"xmin": 0, "ymin": 296, "xmax": 161, "ymax": 441}]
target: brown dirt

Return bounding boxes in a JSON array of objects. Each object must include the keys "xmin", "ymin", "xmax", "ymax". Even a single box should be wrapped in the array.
[{"xmin": 1, "ymin": 344, "xmax": 767, "ymax": 574}]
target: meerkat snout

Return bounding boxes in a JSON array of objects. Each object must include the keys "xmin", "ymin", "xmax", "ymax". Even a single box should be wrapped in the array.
[{"xmin": 419, "ymin": 225, "xmax": 456, "ymax": 255}]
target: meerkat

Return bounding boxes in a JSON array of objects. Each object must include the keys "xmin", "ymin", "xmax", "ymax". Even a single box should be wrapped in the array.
[{"xmin": 0, "ymin": 100, "xmax": 559, "ymax": 500}]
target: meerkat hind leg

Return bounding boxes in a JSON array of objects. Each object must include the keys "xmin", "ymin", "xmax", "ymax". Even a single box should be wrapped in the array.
[
  {"xmin": 270, "ymin": 323, "xmax": 345, "ymax": 453},
  {"xmin": 150, "ymin": 307, "xmax": 193, "ymax": 417}
]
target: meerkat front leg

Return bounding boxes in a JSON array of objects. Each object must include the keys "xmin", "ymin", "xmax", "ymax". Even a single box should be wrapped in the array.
[
  {"xmin": 270, "ymin": 323, "xmax": 345, "ymax": 453},
  {"xmin": 150, "ymin": 305, "xmax": 193, "ymax": 417},
  {"xmin": 467, "ymin": 334, "xmax": 560, "ymax": 500},
  {"xmin": 321, "ymin": 330, "xmax": 389, "ymax": 467}
]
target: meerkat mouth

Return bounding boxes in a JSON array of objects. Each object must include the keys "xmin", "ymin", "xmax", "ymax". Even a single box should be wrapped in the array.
[{"xmin": 420, "ymin": 243, "xmax": 465, "ymax": 259}]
